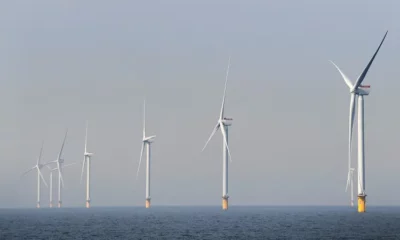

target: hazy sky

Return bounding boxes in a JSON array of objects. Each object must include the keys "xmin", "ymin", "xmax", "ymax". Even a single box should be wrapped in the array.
[{"xmin": 1, "ymin": 0, "xmax": 399, "ymax": 208}]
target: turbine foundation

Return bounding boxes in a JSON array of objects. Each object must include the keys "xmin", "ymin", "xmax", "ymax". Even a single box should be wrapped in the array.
[
  {"xmin": 222, "ymin": 196, "xmax": 229, "ymax": 210},
  {"xmin": 86, "ymin": 200, "xmax": 91, "ymax": 208},
  {"xmin": 358, "ymin": 195, "xmax": 366, "ymax": 213},
  {"xmin": 36, "ymin": 202, "xmax": 40, "ymax": 209},
  {"xmin": 49, "ymin": 202, "xmax": 53, "ymax": 208},
  {"xmin": 58, "ymin": 201, "xmax": 62, "ymax": 208},
  {"xmin": 145, "ymin": 199, "xmax": 151, "ymax": 208}
]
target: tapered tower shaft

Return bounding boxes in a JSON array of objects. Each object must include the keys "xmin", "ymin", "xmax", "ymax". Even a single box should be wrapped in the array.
[
  {"xmin": 145, "ymin": 143, "xmax": 151, "ymax": 208},
  {"xmin": 222, "ymin": 126, "xmax": 229, "ymax": 210},
  {"xmin": 49, "ymin": 172, "xmax": 53, "ymax": 208},
  {"xmin": 36, "ymin": 170, "xmax": 41, "ymax": 208},
  {"xmin": 86, "ymin": 156, "xmax": 91, "ymax": 208},
  {"xmin": 357, "ymin": 95, "xmax": 366, "ymax": 212}
]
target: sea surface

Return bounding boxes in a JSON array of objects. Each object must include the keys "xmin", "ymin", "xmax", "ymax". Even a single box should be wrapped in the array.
[{"xmin": 1, "ymin": 206, "xmax": 400, "ymax": 239}]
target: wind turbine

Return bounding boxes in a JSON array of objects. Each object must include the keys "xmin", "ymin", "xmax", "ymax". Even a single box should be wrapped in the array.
[
  {"xmin": 331, "ymin": 31, "xmax": 388, "ymax": 212},
  {"xmin": 136, "ymin": 100, "xmax": 156, "ymax": 208},
  {"xmin": 47, "ymin": 162, "xmax": 76, "ymax": 208},
  {"xmin": 48, "ymin": 130, "xmax": 68, "ymax": 208},
  {"xmin": 81, "ymin": 121, "xmax": 94, "ymax": 208},
  {"xmin": 201, "ymin": 57, "xmax": 233, "ymax": 210},
  {"xmin": 21, "ymin": 141, "xmax": 49, "ymax": 208}
]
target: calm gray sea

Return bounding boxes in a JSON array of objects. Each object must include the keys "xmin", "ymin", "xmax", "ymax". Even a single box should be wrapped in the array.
[{"xmin": 1, "ymin": 206, "xmax": 400, "ymax": 239}]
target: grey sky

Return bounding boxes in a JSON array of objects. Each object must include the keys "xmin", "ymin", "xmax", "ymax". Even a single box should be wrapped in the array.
[{"xmin": 1, "ymin": 0, "xmax": 399, "ymax": 207}]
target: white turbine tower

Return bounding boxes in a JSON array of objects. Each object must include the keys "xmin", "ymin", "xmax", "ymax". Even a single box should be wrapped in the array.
[
  {"xmin": 21, "ymin": 141, "xmax": 48, "ymax": 208},
  {"xmin": 81, "ymin": 121, "xmax": 94, "ymax": 208},
  {"xmin": 47, "ymin": 162, "xmax": 75, "ymax": 208},
  {"xmin": 331, "ymin": 31, "xmax": 387, "ymax": 212},
  {"xmin": 49, "ymin": 130, "xmax": 68, "ymax": 208},
  {"xmin": 136, "ymin": 100, "xmax": 156, "ymax": 208},
  {"xmin": 202, "ymin": 57, "xmax": 233, "ymax": 210},
  {"xmin": 48, "ymin": 167, "xmax": 56, "ymax": 208}
]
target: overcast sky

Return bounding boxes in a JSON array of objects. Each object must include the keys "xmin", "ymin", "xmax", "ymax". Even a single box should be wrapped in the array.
[{"xmin": 0, "ymin": 0, "xmax": 399, "ymax": 208}]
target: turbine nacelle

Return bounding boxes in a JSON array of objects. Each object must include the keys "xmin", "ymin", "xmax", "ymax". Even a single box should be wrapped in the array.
[
  {"xmin": 351, "ymin": 85, "xmax": 371, "ymax": 95},
  {"xmin": 143, "ymin": 135, "xmax": 156, "ymax": 143},
  {"xmin": 50, "ymin": 158, "xmax": 65, "ymax": 164},
  {"xmin": 221, "ymin": 117, "xmax": 233, "ymax": 126},
  {"xmin": 84, "ymin": 152, "xmax": 93, "ymax": 157}
]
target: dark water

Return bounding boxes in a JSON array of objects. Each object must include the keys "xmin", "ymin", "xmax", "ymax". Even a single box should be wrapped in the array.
[{"xmin": 1, "ymin": 206, "xmax": 400, "ymax": 239}]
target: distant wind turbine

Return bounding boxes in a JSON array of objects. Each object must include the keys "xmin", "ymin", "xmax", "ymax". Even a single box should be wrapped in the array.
[
  {"xmin": 202, "ymin": 57, "xmax": 233, "ymax": 210},
  {"xmin": 21, "ymin": 141, "xmax": 49, "ymax": 208},
  {"xmin": 81, "ymin": 121, "xmax": 94, "ymax": 208},
  {"xmin": 136, "ymin": 100, "xmax": 156, "ymax": 208},
  {"xmin": 330, "ymin": 31, "xmax": 388, "ymax": 212},
  {"xmin": 49, "ymin": 130, "xmax": 68, "ymax": 208}
]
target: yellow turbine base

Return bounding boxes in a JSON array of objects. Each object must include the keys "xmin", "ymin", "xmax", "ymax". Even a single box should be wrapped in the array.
[
  {"xmin": 146, "ymin": 199, "xmax": 151, "ymax": 208},
  {"xmin": 58, "ymin": 202, "xmax": 62, "ymax": 208},
  {"xmin": 222, "ymin": 198, "xmax": 228, "ymax": 210},
  {"xmin": 49, "ymin": 203, "xmax": 53, "ymax": 208},
  {"xmin": 358, "ymin": 196, "xmax": 366, "ymax": 213},
  {"xmin": 86, "ymin": 202, "xmax": 90, "ymax": 208},
  {"xmin": 36, "ymin": 203, "xmax": 40, "ymax": 208}
]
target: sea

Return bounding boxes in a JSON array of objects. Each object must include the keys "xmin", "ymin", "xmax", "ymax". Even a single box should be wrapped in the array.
[{"xmin": 1, "ymin": 206, "xmax": 400, "ymax": 239}]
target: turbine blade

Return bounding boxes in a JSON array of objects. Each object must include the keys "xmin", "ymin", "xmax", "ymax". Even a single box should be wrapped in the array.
[
  {"xmin": 348, "ymin": 93, "xmax": 356, "ymax": 170},
  {"xmin": 147, "ymin": 135, "xmax": 156, "ymax": 141},
  {"xmin": 63, "ymin": 162, "xmax": 76, "ymax": 168},
  {"xmin": 80, "ymin": 157, "xmax": 86, "ymax": 183},
  {"xmin": 201, "ymin": 123, "xmax": 220, "ymax": 152},
  {"xmin": 345, "ymin": 171, "xmax": 351, "ymax": 192},
  {"xmin": 330, "ymin": 60, "xmax": 353, "ymax": 89},
  {"xmin": 56, "ymin": 161, "xmax": 60, "ymax": 171},
  {"xmin": 219, "ymin": 56, "xmax": 231, "ymax": 119},
  {"xmin": 37, "ymin": 140, "xmax": 44, "ymax": 165},
  {"xmin": 353, "ymin": 31, "xmax": 388, "ymax": 90},
  {"xmin": 85, "ymin": 121, "xmax": 88, "ymax": 153},
  {"xmin": 220, "ymin": 123, "xmax": 232, "ymax": 163},
  {"xmin": 143, "ymin": 99, "xmax": 146, "ymax": 138},
  {"xmin": 43, "ymin": 161, "xmax": 55, "ymax": 166},
  {"xmin": 58, "ymin": 129, "xmax": 68, "ymax": 160},
  {"xmin": 57, "ymin": 162, "xmax": 64, "ymax": 188},
  {"xmin": 60, "ymin": 173, "xmax": 65, "ymax": 188},
  {"xmin": 21, "ymin": 167, "xmax": 36, "ymax": 177},
  {"xmin": 136, "ymin": 142, "xmax": 145, "ymax": 179},
  {"xmin": 38, "ymin": 168, "xmax": 48, "ymax": 187}
]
